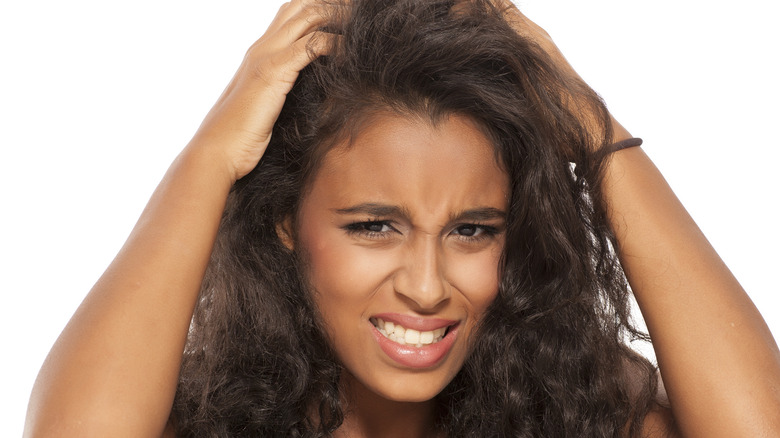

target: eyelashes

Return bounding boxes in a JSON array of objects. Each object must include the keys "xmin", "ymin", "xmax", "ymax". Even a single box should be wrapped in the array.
[
  {"xmin": 343, "ymin": 220, "xmax": 501, "ymax": 242},
  {"xmin": 344, "ymin": 220, "xmax": 395, "ymax": 236},
  {"xmin": 450, "ymin": 223, "xmax": 502, "ymax": 243}
]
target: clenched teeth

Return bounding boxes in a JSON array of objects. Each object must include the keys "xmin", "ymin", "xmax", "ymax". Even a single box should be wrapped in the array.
[{"xmin": 370, "ymin": 317, "xmax": 447, "ymax": 347}]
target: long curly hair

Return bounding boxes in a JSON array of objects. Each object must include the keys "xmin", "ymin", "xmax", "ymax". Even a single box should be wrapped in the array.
[{"xmin": 172, "ymin": 0, "xmax": 658, "ymax": 436}]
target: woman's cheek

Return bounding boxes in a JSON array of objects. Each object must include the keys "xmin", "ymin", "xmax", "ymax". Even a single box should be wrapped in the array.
[
  {"xmin": 447, "ymin": 245, "xmax": 502, "ymax": 313},
  {"xmin": 303, "ymin": 230, "xmax": 395, "ymax": 306}
]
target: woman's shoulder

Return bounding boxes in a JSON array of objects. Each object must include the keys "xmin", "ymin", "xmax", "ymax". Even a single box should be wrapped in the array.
[
  {"xmin": 641, "ymin": 404, "xmax": 678, "ymax": 438},
  {"xmin": 641, "ymin": 377, "xmax": 678, "ymax": 438},
  {"xmin": 622, "ymin": 353, "xmax": 680, "ymax": 438},
  {"xmin": 161, "ymin": 420, "xmax": 176, "ymax": 438}
]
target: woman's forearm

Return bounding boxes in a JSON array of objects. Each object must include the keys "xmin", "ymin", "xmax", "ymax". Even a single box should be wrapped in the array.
[
  {"xmin": 24, "ymin": 144, "xmax": 233, "ymax": 437},
  {"xmin": 603, "ymin": 141, "xmax": 780, "ymax": 436},
  {"xmin": 25, "ymin": 2, "xmax": 334, "ymax": 434}
]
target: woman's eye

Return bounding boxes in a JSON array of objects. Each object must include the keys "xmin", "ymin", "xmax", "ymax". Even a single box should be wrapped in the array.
[
  {"xmin": 344, "ymin": 221, "xmax": 394, "ymax": 237},
  {"xmin": 362, "ymin": 222, "xmax": 390, "ymax": 233},
  {"xmin": 454, "ymin": 224, "xmax": 480, "ymax": 237},
  {"xmin": 451, "ymin": 224, "xmax": 499, "ymax": 241}
]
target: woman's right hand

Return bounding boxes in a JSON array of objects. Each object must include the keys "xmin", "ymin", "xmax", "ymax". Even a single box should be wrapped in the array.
[
  {"xmin": 24, "ymin": 3, "xmax": 337, "ymax": 437},
  {"xmin": 189, "ymin": 0, "xmax": 336, "ymax": 184}
]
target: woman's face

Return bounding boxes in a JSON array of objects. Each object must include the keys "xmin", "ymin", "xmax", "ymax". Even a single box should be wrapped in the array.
[{"xmin": 293, "ymin": 112, "xmax": 509, "ymax": 403}]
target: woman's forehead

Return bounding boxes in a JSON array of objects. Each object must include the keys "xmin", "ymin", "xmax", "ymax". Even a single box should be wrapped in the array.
[{"xmin": 305, "ymin": 113, "xmax": 510, "ymax": 216}]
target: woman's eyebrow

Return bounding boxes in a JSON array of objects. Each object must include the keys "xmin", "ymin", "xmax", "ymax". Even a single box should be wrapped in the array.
[
  {"xmin": 450, "ymin": 207, "xmax": 506, "ymax": 223},
  {"xmin": 333, "ymin": 203, "xmax": 409, "ymax": 218},
  {"xmin": 333, "ymin": 204, "xmax": 505, "ymax": 222}
]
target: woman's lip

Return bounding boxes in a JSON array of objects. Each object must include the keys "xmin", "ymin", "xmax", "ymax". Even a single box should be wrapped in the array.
[
  {"xmin": 371, "ymin": 313, "xmax": 457, "ymax": 331},
  {"xmin": 370, "ymin": 321, "xmax": 460, "ymax": 369}
]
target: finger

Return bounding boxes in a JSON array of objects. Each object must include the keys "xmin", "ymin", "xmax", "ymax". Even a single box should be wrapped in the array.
[
  {"xmin": 276, "ymin": 5, "xmax": 331, "ymax": 48},
  {"xmin": 281, "ymin": 30, "xmax": 338, "ymax": 82},
  {"xmin": 248, "ymin": 8, "xmax": 330, "ymax": 64},
  {"xmin": 243, "ymin": 23, "xmax": 336, "ymax": 87},
  {"xmin": 265, "ymin": 0, "xmax": 331, "ymax": 39},
  {"xmin": 267, "ymin": 0, "xmax": 317, "ymax": 31},
  {"xmin": 239, "ymin": 29, "xmax": 337, "ymax": 101},
  {"xmin": 233, "ymin": 31, "xmax": 337, "ymax": 146}
]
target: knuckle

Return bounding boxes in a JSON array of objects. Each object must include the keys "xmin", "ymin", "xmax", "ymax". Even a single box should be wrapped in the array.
[{"xmin": 244, "ymin": 42, "xmax": 263, "ymax": 62}]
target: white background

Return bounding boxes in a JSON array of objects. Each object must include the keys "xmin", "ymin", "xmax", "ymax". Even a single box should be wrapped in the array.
[{"xmin": 2, "ymin": 0, "xmax": 778, "ymax": 435}]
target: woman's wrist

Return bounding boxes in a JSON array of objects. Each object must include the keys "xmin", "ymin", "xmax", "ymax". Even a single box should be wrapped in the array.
[
  {"xmin": 179, "ymin": 139, "xmax": 243, "ymax": 190},
  {"xmin": 609, "ymin": 115, "xmax": 634, "ymax": 144}
]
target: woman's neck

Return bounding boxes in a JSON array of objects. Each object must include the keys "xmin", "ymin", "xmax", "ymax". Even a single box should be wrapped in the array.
[{"xmin": 333, "ymin": 372, "xmax": 440, "ymax": 438}]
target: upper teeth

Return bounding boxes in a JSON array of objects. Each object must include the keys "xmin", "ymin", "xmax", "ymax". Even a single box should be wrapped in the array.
[{"xmin": 371, "ymin": 317, "xmax": 447, "ymax": 347}]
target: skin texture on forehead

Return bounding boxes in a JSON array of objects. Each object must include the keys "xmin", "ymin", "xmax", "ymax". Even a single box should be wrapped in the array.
[
  {"xmin": 317, "ymin": 112, "xmax": 507, "ymax": 220},
  {"xmin": 289, "ymin": 112, "xmax": 510, "ymax": 429}
]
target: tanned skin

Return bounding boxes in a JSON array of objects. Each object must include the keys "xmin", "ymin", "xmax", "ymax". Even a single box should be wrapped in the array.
[
  {"xmin": 502, "ymin": 3, "xmax": 780, "ymax": 436},
  {"xmin": 24, "ymin": 2, "xmax": 335, "ymax": 436},
  {"xmin": 24, "ymin": 1, "xmax": 780, "ymax": 437}
]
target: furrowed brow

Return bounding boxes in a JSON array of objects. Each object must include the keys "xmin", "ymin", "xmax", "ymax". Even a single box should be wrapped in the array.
[
  {"xmin": 333, "ymin": 203, "xmax": 409, "ymax": 218},
  {"xmin": 450, "ymin": 207, "xmax": 506, "ymax": 223},
  {"xmin": 334, "ymin": 204, "xmax": 505, "ymax": 222}
]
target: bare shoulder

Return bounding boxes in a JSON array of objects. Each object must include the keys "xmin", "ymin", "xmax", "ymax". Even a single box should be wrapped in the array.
[
  {"xmin": 641, "ymin": 368, "xmax": 683, "ymax": 437},
  {"xmin": 642, "ymin": 404, "xmax": 679, "ymax": 438},
  {"xmin": 621, "ymin": 352, "xmax": 681, "ymax": 438},
  {"xmin": 161, "ymin": 419, "xmax": 176, "ymax": 438}
]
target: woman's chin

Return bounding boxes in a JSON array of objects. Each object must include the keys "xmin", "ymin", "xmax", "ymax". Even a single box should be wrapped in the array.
[
  {"xmin": 343, "ymin": 369, "xmax": 453, "ymax": 405},
  {"xmin": 379, "ymin": 387, "xmax": 440, "ymax": 403}
]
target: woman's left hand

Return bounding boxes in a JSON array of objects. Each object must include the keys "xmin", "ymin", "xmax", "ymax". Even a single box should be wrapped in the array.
[{"xmin": 494, "ymin": 0, "xmax": 633, "ymax": 144}]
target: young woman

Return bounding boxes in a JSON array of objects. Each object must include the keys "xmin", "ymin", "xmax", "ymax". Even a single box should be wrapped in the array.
[{"xmin": 24, "ymin": 0, "xmax": 780, "ymax": 436}]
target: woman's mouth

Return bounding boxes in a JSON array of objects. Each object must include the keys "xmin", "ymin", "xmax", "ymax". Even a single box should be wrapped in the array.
[
  {"xmin": 370, "ymin": 317, "xmax": 448, "ymax": 347},
  {"xmin": 368, "ymin": 314, "xmax": 460, "ymax": 368}
]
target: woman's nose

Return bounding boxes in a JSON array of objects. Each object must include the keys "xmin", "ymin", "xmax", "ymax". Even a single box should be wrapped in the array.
[{"xmin": 392, "ymin": 235, "xmax": 450, "ymax": 310}]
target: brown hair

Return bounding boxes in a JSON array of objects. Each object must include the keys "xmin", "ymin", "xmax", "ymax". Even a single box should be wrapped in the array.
[{"xmin": 172, "ymin": 1, "xmax": 657, "ymax": 436}]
